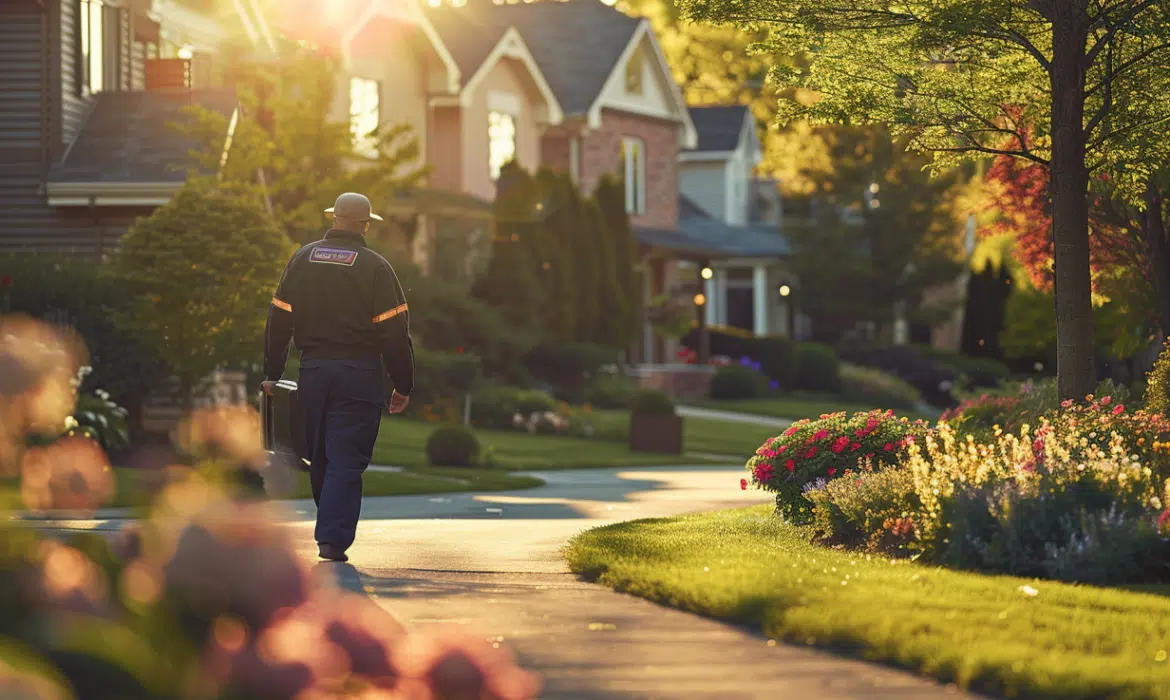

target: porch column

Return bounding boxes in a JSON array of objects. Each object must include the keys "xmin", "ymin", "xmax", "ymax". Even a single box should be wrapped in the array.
[
  {"xmin": 752, "ymin": 264, "xmax": 768, "ymax": 336},
  {"xmin": 714, "ymin": 268, "xmax": 728, "ymax": 326}
]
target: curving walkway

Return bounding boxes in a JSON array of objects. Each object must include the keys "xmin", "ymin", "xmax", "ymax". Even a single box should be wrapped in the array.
[{"xmin": 298, "ymin": 466, "xmax": 980, "ymax": 699}]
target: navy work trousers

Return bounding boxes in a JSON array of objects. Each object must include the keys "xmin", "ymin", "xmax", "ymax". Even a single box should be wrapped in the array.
[{"xmin": 298, "ymin": 358, "xmax": 385, "ymax": 552}]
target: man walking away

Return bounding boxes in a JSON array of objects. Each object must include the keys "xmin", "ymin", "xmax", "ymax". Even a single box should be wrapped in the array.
[{"xmin": 263, "ymin": 192, "xmax": 414, "ymax": 563}]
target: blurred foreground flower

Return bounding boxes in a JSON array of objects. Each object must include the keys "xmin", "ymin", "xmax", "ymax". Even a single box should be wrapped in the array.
[
  {"xmin": 0, "ymin": 315, "xmax": 87, "ymax": 476},
  {"xmin": 19, "ymin": 436, "xmax": 114, "ymax": 515},
  {"xmin": 175, "ymin": 405, "xmax": 267, "ymax": 469}
]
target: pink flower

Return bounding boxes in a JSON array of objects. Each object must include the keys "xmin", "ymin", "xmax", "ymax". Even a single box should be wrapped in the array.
[
  {"xmin": 740, "ymin": 478, "xmax": 748, "ymax": 491},
  {"xmin": 776, "ymin": 444, "xmax": 787, "ymax": 454},
  {"xmin": 827, "ymin": 467, "xmax": 836, "ymax": 476},
  {"xmin": 1159, "ymin": 510, "xmax": 1170, "ymax": 533},
  {"xmin": 883, "ymin": 443, "xmax": 893, "ymax": 452},
  {"xmin": 785, "ymin": 459, "xmax": 795, "ymax": 472},
  {"xmin": 851, "ymin": 442, "xmax": 861, "ymax": 452},
  {"xmin": 812, "ymin": 430, "xmax": 829, "ymax": 442},
  {"xmin": 832, "ymin": 436, "xmax": 849, "ymax": 454},
  {"xmin": 1113, "ymin": 405, "xmax": 1125, "ymax": 415},
  {"xmin": 1100, "ymin": 396, "xmax": 1111, "ymax": 406},
  {"xmin": 804, "ymin": 447, "xmax": 817, "ymax": 459},
  {"xmin": 754, "ymin": 463, "xmax": 775, "ymax": 482},
  {"xmin": 784, "ymin": 426, "xmax": 798, "ymax": 437}
]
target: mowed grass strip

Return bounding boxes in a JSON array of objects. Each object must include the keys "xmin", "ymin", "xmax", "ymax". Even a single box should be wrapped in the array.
[
  {"xmin": 565, "ymin": 505, "xmax": 1170, "ymax": 700},
  {"xmin": 373, "ymin": 415, "xmax": 773, "ymax": 470}
]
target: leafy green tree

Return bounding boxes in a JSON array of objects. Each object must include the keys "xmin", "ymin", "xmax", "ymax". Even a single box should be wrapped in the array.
[
  {"xmin": 684, "ymin": 0, "xmax": 1170, "ymax": 399},
  {"xmin": 595, "ymin": 175, "xmax": 640, "ymax": 350},
  {"xmin": 534, "ymin": 170, "xmax": 579, "ymax": 342},
  {"xmin": 784, "ymin": 128, "xmax": 966, "ymax": 341},
  {"xmin": 180, "ymin": 39, "xmax": 425, "ymax": 243},
  {"xmin": 473, "ymin": 163, "xmax": 544, "ymax": 336},
  {"xmin": 584, "ymin": 196, "xmax": 628, "ymax": 347},
  {"xmin": 105, "ymin": 182, "xmax": 294, "ymax": 409},
  {"xmin": 563, "ymin": 178, "xmax": 601, "ymax": 341}
]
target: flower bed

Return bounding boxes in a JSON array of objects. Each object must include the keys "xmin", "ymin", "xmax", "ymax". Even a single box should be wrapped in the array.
[{"xmin": 764, "ymin": 396, "xmax": 1170, "ymax": 585}]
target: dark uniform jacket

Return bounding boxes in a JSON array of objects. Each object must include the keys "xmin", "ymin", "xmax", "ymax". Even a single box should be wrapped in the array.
[{"xmin": 264, "ymin": 229, "xmax": 415, "ymax": 396}]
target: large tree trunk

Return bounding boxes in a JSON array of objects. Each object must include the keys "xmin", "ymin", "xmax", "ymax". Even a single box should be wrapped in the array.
[
  {"xmin": 1143, "ymin": 182, "xmax": 1170, "ymax": 333},
  {"xmin": 1048, "ymin": 6, "xmax": 1097, "ymax": 401}
]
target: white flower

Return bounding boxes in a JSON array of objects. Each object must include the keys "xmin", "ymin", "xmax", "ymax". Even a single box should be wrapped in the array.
[{"xmin": 1018, "ymin": 585, "xmax": 1039, "ymax": 597}]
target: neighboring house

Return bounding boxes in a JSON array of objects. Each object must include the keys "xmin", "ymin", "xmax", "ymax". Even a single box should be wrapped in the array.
[
  {"xmin": 430, "ymin": 0, "xmax": 703, "ymax": 363},
  {"xmin": 264, "ymin": 0, "xmax": 565, "ymax": 280},
  {"xmin": 677, "ymin": 105, "xmax": 799, "ymax": 341},
  {"xmin": 0, "ymin": 0, "xmax": 255, "ymax": 253}
]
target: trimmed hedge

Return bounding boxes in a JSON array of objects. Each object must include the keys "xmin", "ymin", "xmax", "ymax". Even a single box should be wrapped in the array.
[
  {"xmin": 790, "ymin": 343, "xmax": 841, "ymax": 393},
  {"xmin": 425, "ymin": 424, "xmax": 480, "ymax": 467},
  {"xmin": 469, "ymin": 386, "xmax": 557, "ymax": 429},
  {"xmin": 630, "ymin": 389, "xmax": 676, "ymax": 416},
  {"xmin": 710, "ymin": 365, "xmax": 771, "ymax": 400}
]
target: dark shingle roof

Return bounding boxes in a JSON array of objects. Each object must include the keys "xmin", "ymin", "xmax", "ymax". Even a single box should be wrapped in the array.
[
  {"xmin": 49, "ymin": 89, "xmax": 238, "ymax": 184},
  {"xmin": 635, "ymin": 195, "xmax": 789, "ymax": 258},
  {"xmin": 426, "ymin": 0, "xmax": 640, "ymax": 116},
  {"xmin": 687, "ymin": 105, "xmax": 748, "ymax": 152},
  {"xmin": 421, "ymin": 4, "xmax": 509, "ymax": 81}
]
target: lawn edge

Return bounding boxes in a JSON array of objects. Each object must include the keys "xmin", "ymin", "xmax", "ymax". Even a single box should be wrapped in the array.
[{"xmin": 563, "ymin": 508, "xmax": 1169, "ymax": 700}]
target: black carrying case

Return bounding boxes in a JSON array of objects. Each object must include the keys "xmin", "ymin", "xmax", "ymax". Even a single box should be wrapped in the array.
[{"xmin": 261, "ymin": 380, "xmax": 309, "ymax": 470}]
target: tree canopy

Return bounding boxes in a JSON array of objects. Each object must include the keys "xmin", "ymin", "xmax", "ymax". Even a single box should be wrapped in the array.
[
  {"xmin": 683, "ymin": 0, "xmax": 1170, "ymax": 399},
  {"xmin": 105, "ymin": 182, "xmax": 294, "ymax": 408}
]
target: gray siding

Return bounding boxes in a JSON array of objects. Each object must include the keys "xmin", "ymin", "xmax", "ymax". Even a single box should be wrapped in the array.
[
  {"xmin": 60, "ymin": 0, "xmax": 89, "ymax": 148},
  {"xmin": 131, "ymin": 40, "xmax": 145, "ymax": 90}
]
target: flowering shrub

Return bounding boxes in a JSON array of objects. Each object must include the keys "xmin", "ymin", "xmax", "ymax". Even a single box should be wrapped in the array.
[
  {"xmin": 745, "ymin": 410, "xmax": 926, "ymax": 523},
  {"xmin": 0, "ymin": 315, "xmax": 543, "ymax": 699},
  {"xmin": 939, "ymin": 393, "xmax": 1022, "ymax": 437}
]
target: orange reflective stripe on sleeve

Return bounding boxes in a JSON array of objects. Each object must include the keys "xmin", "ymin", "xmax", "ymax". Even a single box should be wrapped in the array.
[
  {"xmin": 272, "ymin": 296, "xmax": 292, "ymax": 312},
  {"xmin": 373, "ymin": 303, "xmax": 408, "ymax": 324}
]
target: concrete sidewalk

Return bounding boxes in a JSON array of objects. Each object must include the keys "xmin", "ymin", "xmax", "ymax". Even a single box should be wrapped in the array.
[{"xmin": 298, "ymin": 467, "xmax": 977, "ymax": 699}]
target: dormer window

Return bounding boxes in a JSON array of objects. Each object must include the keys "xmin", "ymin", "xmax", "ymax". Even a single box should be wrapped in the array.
[{"xmin": 624, "ymin": 44, "xmax": 644, "ymax": 94}]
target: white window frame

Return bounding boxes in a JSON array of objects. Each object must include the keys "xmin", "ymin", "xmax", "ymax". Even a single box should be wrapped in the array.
[
  {"xmin": 620, "ymin": 137, "xmax": 647, "ymax": 215},
  {"xmin": 488, "ymin": 110, "xmax": 517, "ymax": 181},
  {"xmin": 624, "ymin": 44, "xmax": 644, "ymax": 95},
  {"xmin": 349, "ymin": 77, "xmax": 381, "ymax": 158},
  {"xmin": 78, "ymin": 0, "xmax": 106, "ymax": 96}
]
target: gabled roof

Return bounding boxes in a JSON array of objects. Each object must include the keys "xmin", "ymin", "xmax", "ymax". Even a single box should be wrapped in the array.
[
  {"xmin": 430, "ymin": 0, "xmax": 640, "ymax": 117},
  {"xmin": 421, "ymin": 3, "xmax": 510, "ymax": 80},
  {"xmin": 687, "ymin": 105, "xmax": 749, "ymax": 153},
  {"xmin": 46, "ymin": 89, "xmax": 239, "ymax": 205}
]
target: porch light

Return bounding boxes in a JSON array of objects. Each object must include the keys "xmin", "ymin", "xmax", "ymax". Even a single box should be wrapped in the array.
[
  {"xmin": 700, "ymin": 267, "xmax": 713, "ymax": 280},
  {"xmin": 869, "ymin": 183, "xmax": 879, "ymax": 194},
  {"xmin": 778, "ymin": 285, "xmax": 791, "ymax": 297},
  {"xmin": 177, "ymin": 46, "xmax": 194, "ymax": 60},
  {"xmin": 693, "ymin": 293, "xmax": 706, "ymax": 306}
]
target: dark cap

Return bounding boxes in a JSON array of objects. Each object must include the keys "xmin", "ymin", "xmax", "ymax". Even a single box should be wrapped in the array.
[{"xmin": 325, "ymin": 192, "xmax": 383, "ymax": 222}]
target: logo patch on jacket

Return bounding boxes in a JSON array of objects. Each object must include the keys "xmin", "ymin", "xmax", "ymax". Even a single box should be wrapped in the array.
[{"xmin": 309, "ymin": 247, "xmax": 358, "ymax": 266}]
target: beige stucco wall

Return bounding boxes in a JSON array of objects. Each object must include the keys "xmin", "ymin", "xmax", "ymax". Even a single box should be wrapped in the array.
[
  {"xmin": 458, "ymin": 56, "xmax": 547, "ymax": 202},
  {"xmin": 345, "ymin": 25, "xmax": 435, "ymax": 160}
]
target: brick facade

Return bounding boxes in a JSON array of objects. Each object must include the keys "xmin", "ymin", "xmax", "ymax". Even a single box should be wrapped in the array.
[{"xmin": 544, "ymin": 109, "xmax": 680, "ymax": 231}]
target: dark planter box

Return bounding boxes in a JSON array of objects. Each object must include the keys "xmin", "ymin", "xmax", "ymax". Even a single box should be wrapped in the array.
[{"xmin": 628, "ymin": 413, "xmax": 684, "ymax": 455}]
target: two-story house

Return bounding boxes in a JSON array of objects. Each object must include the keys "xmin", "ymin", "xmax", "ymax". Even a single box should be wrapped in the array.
[
  {"xmin": 677, "ymin": 105, "xmax": 798, "ymax": 341},
  {"xmin": 0, "ymin": 0, "xmax": 259, "ymax": 253}
]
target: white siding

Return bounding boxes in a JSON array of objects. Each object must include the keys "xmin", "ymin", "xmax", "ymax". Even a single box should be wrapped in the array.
[{"xmin": 679, "ymin": 161, "xmax": 727, "ymax": 222}]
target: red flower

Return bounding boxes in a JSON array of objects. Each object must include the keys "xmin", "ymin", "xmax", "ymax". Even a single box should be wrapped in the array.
[
  {"xmin": 804, "ymin": 446, "xmax": 817, "ymax": 459},
  {"xmin": 776, "ymin": 444, "xmax": 787, "ymax": 454},
  {"xmin": 827, "ymin": 467, "xmax": 836, "ymax": 476},
  {"xmin": 0, "ymin": 275, "xmax": 10, "ymax": 288},
  {"xmin": 740, "ymin": 478, "xmax": 748, "ymax": 491},
  {"xmin": 1100, "ymin": 396, "xmax": 1112, "ymax": 406},
  {"xmin": 753, "ymin": 463, "xmax": 775, "ymax": 483},
  {"xmin": 1158, "ymin": 509, "xmax": 1170, "ymax": 532},
  {"xmin": 784, "ymin": 426, "xmax": 798, "ymax": 437},
  {"xmin": 812, "ymin": 430, "xmax": 828, "ymax": 442},
  {"xmin": 883, "ymin": 443, "xmax": 893, "ymax": 452},
  {"xmin": 784, "ymin": 459, "xmax": 795, "ymax": 472},
  {"xmin": 831, "ymin": 436, "xmax": 849, "ymax": 454},
  {"xmin": 1113, "ymin": 405, "xmax": 1125, "ymax": 415},
  {"xmin": 851, "ymin": 442, "xmax": 861, "ymax": 451}
]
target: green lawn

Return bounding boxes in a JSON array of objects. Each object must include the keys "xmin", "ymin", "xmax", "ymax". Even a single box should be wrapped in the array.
[
  {"xmin": 698, "ymin": 396, "xmax": 938, "ymax": 423},
  {"xmin": 566, "ymin": 506, "xmax": 1170, "ymax": 700},
  {"xmin": 375, "ymin": 413, "xmax": 783, "ymax": 469}
]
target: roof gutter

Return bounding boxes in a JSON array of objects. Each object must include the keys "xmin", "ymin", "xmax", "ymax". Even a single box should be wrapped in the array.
[{"xmin": 47, "ymin": 181, "xmax": 182, "ymax": 208}]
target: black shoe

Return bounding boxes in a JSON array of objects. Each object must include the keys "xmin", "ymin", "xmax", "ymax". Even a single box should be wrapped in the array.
[{"xmin": 318, "ymin": 543, "xmax": 349, "ymax": 562}]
